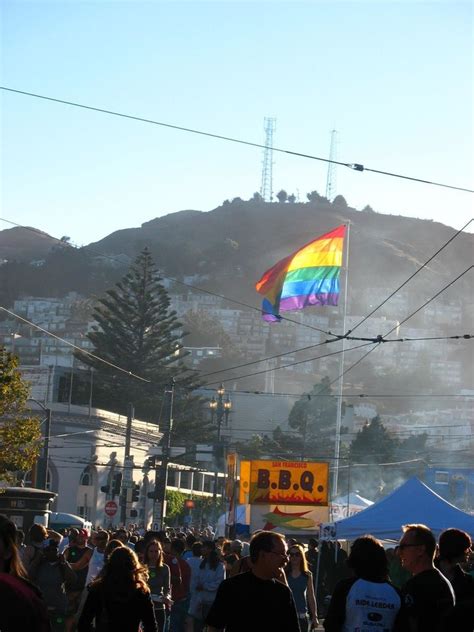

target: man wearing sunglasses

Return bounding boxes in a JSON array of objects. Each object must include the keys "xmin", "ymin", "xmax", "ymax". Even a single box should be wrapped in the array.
[
  {"xmin": 398, "ymin": 524, "xmax": 455, "ymax": 632},
  {"xmin": 205, "ymin": 530, "xmax": 300, "ymax": 631}
]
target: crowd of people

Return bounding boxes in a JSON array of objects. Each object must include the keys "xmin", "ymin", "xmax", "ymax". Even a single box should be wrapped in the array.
[{"xmin": 0, "ymin": 514, "xmax": 473, "ymax": 631}]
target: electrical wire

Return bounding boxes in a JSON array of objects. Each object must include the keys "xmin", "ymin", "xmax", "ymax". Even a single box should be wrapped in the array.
[
  {"xmin": 1, "ymin": 217, "xmax": 472, "ymax": 382},
  {"xmin": 197, "ymin": 387, "xmax": 474, "ymax": 398},
  {"xmin": 383, "ymin": 266, "xmax": 474, "ymax": 337},
  {"xmin": 0, "ymin": 217, "xmax": 331, "ymax": 336},
  {"xmin": 192, "ymin": 339, "xmax": 332, "ymax": 380},
  {"xmin": 328, "ymin": 265, "xmax": 474, "ymax": 397},
  {"xmin": 1, "ymin": 222, "xmax": 471, "ymax": 391},
  {"xmin": 347, "ymin": 218, "xmax": 473, "ymax": 335},
  {"xmin": 202, "ymin": 341, "xmax": 376, "ymax": 387},
  {"xmin": 0, "ymin": 305, "xmax": 151, "ymax": 383},
  {"xmin": 2, "ymin": 86, "xmax": 473, "ymax": 193}
]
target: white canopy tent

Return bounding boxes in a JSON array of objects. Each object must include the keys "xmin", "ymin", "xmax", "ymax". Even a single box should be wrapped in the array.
[
  {"xmin": 326, "ymin": 477, "xmax": 474, "ymax": 541},
  {"xmin": 332, "ymin": 492, "xmax": 373, "ymax": 508}
]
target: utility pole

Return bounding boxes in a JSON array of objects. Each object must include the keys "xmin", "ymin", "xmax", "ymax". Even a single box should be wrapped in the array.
[
  {"xmin": 154, "ymin": 380, "xmax": 175, "ymax": 529},
  {"xmin": 28, "ymin": 399, "xmax": 51, "ymax": 490},
  {"xmin": 120, "ymin": 402, "xmax": 134, "ymax": 525},
  {"xmin": 37, "ymin": 408, "xmax": 52, "ymax": 489}
]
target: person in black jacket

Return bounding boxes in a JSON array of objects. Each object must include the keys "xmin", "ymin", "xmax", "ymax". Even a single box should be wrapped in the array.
[
  {"xmin": 437, "ymin": 528, "xmax": 474, "ymax": 632},
  {"xmin": 78, "ymin": 545, "xmax": 157, "ymax": 632}
]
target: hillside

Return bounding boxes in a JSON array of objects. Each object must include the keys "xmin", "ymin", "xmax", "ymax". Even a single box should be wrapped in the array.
[
  {"xmin": 0, "ymin": 198, "xmax": 472, "ymax": 316},
  {"xmin": 89, "ymin": 197, "xmax": 473, "ymax": 311},
  {"xmin": 0, "ymin": 226, "xmax": 58, "ymax": 262}
]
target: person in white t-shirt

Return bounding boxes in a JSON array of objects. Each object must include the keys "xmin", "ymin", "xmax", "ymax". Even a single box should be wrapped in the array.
[
  {"xmin": 324, "ymin": 535, "xmax": 406, "ymax": 632},
  {"xmin": 85, "ymin": 531, "xmax": 109, "ymax": 586}
]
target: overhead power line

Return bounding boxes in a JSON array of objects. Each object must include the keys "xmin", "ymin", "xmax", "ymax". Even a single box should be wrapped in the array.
[
  {"xmin": 1, "ymin": 86, "xmax": 473, "ymax": 193},
  {"xmin": 0, "ymin": 305, "xmax": 151, "ymax": 383},
  {"xmin": 0, "ymin": 217, "xmax": 331, "ymax": 337},
  {"xmin": 197, "ymin": 387, "xmax": 474, "ymax": 399},
  {"xmin": 0, "ymin": 215, "xmax": 471, "ymax": 395},
  {"xmin": 347, "ymin": 218, "xmax": 473, "ymax": 335},
  {"xmin": 383, "ymin": 265, "xmax": 474, "ymax": 337},
  {"xmin": 0, "ymin": 218, "xmax": 471, "ymax": 388},
  {"xmin": 202, "ymin": 342, "xmax": 377, "ymax": 387}
]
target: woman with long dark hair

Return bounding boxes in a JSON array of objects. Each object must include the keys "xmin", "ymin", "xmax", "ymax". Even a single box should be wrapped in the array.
[
  {"xmin": 323, "ymin": 536, "xmax": 404, "ymax": 632},
  {"xmin": 143, "ymin": 539, "xmax": 172, "ymax": 632},
  {"xmin": 0, "ymin": 515, "xmax": 50, "ymax": 632},
  {"xmin": 78, "ymin": 545, "xmax": 157, "ymax": 632},
  {"xmin": 284, "ymin": 543, "xmax": 319, "ymax": 631}
]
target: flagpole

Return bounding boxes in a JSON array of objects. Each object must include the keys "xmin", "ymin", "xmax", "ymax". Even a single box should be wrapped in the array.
[{"xmin": 332, "ymin": 221, "xmax": 351, "ymax": 503}]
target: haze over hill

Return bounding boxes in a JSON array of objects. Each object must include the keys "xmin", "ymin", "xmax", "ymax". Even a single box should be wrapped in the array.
[
  {"xmin": 89, "ymin": 196, "xmax": 473, "ymax": 316},
  {"xmin": 1, "ymin": 196, "xmax": 472, "ymax": 314}
]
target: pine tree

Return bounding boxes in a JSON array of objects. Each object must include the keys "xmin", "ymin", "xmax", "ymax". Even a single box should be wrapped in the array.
[
  {"xmin": 350, "ymin": 416, "xmax": 397, "ymax": 464},
  {"xmin": 77, "ymin": 249, "xmax": 212, "ymax": 443},
  {"xmin": 348, "ymin": 416, "xmax": 398, "ymax": 498}
]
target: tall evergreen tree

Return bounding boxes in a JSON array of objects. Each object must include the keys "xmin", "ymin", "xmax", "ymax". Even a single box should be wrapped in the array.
[
  {"xmin": 349, "ymin": 416, "xmax": 398, "ymax": 498},
  {"xmin": 76, "ymin": 249, "xmax": 212, "ymax": 443},
  {"xmin": 350, "ymin": 416, "xmax": 397, "ymax": 464}
]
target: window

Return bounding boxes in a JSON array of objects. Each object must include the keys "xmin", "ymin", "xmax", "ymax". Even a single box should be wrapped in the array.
[
  {"xmin": 435, "ymin": 471, "xmax": 449, "ymax": 485},
  {"xmin": 80, "ymin": 466, "xmax": 93, "ymax": 486}
]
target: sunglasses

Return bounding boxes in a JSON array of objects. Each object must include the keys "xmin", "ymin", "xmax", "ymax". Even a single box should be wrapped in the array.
[
  {"xmin": 289, "ymin": 552, "xmax": 301, "ymax": 557},
  {"xmin": 397, "ymin": 543, "xmax": 420, "ymax": 550}
]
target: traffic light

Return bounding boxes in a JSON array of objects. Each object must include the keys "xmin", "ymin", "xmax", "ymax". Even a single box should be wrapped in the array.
[
  {"xmin": 132, "ymin": 483, "xmax": 140, "ymax": 503},
  {"xmin": 112, "ymin": 472, "xmax": 122, "ymax": 496},
  {"xmin": 130, "ymin": 509, "xmax": 138, "ymax": 518},
  {"xmin": 100, "ymin": 485, "xmax": 110, "ymax": 494},
  {"xmin": 213, "ymin": 443, "xmax": 225, "ymax": 460},
  {"xmin": 143, "ymin": 456, "xmax": 156, "ymax": 471}
]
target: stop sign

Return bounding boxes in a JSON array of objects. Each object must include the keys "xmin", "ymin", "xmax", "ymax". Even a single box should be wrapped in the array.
[{"xmin": 105, "ymin": 500, "xmax": 118, "ymax": 517}]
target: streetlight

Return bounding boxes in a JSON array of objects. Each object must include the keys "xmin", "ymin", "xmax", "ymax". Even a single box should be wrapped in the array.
[
  {"xmin": 209, "ymin": 385, "xmax": 232, "ymax": 525},
  {"xmin": 209, "ymin": 384, "xmax": 232, "ymax": 442}
]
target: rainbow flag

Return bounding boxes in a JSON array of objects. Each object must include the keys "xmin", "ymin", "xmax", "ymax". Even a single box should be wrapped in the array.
[{"xmin": 255, "ymin": 225, "xmax": 346, "ymax": 322}]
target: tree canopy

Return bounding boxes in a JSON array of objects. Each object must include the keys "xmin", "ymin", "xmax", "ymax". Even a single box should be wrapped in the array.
[
  {"xmin": 77, "ymin": 249, "xmax": 212, "ymax": 443},
  {"xmin": 0, "ymin": 349, "xmax": 42, "ymax": 485}
]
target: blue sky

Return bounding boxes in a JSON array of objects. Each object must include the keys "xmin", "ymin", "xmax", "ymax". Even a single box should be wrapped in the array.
[{"xmin": 1, "ymin": 1, "xmax": 472, "ymax": 245}]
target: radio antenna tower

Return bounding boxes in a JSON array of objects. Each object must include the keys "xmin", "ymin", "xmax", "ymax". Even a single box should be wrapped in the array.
[
  {"xmin": 326, "ymin": 129, "xmax": 338, "ymax": 201},
  {"xmin": 260, "ymin": 117, "xmax": 276, "ymax": 202}
]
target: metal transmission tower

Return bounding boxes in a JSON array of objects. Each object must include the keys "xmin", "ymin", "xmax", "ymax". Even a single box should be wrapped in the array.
[
  {"xmin": 326, "ymin": 129, "xmax": 338, "ymax": 201},
  {"xmin": 260, "ymin": 117, "xmax": 276, "ymax": 202}
]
